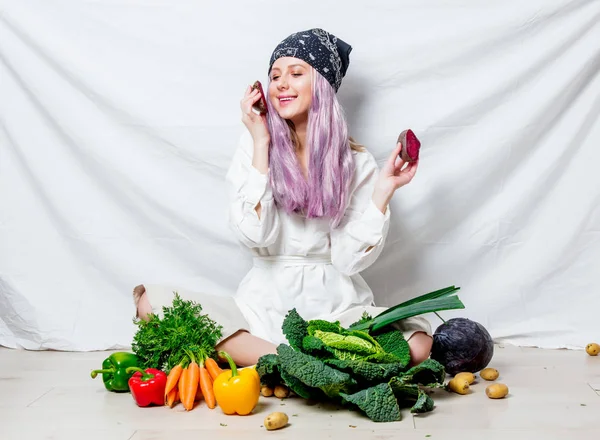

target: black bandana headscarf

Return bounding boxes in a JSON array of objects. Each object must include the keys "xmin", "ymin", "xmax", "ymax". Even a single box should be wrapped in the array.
[{"xmin": 268, "ymin": 28, "xmax": 352, "ymax": 93}]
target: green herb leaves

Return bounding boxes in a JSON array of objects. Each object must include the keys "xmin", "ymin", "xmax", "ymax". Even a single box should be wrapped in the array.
[{"xmin": 131, "ymin": 292, "xmax": 222, "ymax": 372}]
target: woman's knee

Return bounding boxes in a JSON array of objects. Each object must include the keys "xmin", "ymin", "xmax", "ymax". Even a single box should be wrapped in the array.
[
  {"xmin": 215, "ymin": 330, "xmax": 277, "ymax": 367},
  {"xmin": 407, "ymin": 331, "xmax": 433, "ymax": 366}
]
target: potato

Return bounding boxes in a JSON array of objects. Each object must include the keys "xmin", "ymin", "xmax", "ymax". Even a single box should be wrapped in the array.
[
  {"xmin": 261, "ymin": 385, "xmax": 274, "ymax": 397},
  {"xmin": 264, "ymin": 412, "xmax": 289, "ymax": 431},
  {"xmin": 585, "ymin": 343, "xmax": 599, "ymax": 356},
  {"xmin": 486, "ymin": 383, "xmax": 509, "ymax": 399},
  {"xmin": 274, "ymin": 384, "xmax": 290, "ymax": 399},
  {"xmin": 480, "ymin": 367, "xmax": 500, "ymax": 381},
  {"xmin": 454, "ymin": 372, "xmax": 476, "ymax": 385},
  {"xmin": 447, "ymin": 378, "xmax": 470, "ymax": 395}
]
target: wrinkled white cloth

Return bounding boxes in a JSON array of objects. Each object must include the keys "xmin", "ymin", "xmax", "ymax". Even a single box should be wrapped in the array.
[{"xmin": 226, "ymin": 131, "xmax": 429, "ymax": 344}]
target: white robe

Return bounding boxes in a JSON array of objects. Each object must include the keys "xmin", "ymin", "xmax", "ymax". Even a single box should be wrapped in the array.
[{"xmin": 226, "ymin": 130, "xmax": 392, "ymax": 345}]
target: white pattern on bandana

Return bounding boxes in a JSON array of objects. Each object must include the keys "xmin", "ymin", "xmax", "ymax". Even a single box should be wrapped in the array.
[{"xmin": 311, "ymin": 29, "xmax": 342, "ymax": 91}]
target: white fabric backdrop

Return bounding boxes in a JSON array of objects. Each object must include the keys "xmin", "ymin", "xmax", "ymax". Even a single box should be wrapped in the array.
[{"xmin": 1, "ymin": 0, "xmax": 599, "ymax": 351}]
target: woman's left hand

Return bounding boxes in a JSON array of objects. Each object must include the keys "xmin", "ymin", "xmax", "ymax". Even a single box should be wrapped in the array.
[{"xmin": 372, "ymin": 141, "xmax": 419, "ymax": 213}]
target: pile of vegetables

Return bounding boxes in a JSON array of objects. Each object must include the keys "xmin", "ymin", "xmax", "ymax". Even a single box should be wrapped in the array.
[
  {"xmin": 92, "ymin": 284, "xmax": 515, "ymax": 421},
  {"xmin": 255, "ymin": 285, "xmax": 468, "ymax": 423},
  {"xmin": 128, "ymin": 292, "xmax": 260, "ymax": 413},
  {"xmin": 256, "ymin": 324, "xmax": 446, "ymax": 421}
]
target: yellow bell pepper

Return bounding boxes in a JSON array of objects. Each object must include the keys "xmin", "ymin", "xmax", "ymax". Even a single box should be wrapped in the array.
[{"xmin": 213, "ymin": 351, "xmax": 261, "ymax": 415}]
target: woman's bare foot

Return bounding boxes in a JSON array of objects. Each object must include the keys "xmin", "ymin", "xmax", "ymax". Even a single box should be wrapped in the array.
[{"xmin": 133, "ymin": 284, "xmax": 152, "ymax": 320}]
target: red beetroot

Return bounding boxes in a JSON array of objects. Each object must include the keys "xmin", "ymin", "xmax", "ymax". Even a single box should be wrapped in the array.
[
  {"xmin": 251, "ymin": 80, "xmax": 268, "ymax": 114},
  {"xmin": 397, "ymin": 129, "xmax": 420, "ymax": 162}
]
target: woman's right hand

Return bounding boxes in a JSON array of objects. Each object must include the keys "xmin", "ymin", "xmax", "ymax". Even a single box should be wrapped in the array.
[{"xmin": 240, "ymin": 85, "xmax": 270, "ymax": 147}]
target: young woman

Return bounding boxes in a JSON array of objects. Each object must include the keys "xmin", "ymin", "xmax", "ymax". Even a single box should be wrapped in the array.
[{"xmin": 134, "ymin": 28, "xmax": 432, "ymax": 367}]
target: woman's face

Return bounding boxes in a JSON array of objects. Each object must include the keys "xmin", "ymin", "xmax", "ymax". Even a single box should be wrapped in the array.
[{"xmin": 268, "ymin": 57, "xmax": 312, "ymax": 124}]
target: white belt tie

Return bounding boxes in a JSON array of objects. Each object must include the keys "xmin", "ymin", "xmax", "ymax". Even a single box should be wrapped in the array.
[{"xmin": 253, "ymin": 254, "xmax": 332, "ymax": 267}]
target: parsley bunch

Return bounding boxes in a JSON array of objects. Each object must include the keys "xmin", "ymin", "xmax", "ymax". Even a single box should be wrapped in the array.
[{"xmin": 131, "ymin": 292, "xmax": 223, "ymax": 373}]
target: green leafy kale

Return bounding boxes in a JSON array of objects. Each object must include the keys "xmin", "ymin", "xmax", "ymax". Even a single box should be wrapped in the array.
[
  {"xmin": 279, "ymin": 368, "xmax": 324, "ymax": 400},
  {"xmin": 411, "ymin": 390, "xmax": 435, "ymax": 413},
  {"xmin": 258, "ymin": 308, "xmax": 449, "ymax": 423},
  {"xmin": 340, "ymin": 382, "xmax": 402, "ymax": 422},
  {"xmin": 306, "ymin": 319, "xmax": 344, "ymax": 335},
  {"xmin": 313, "ymin": 330, "xmax": 378, "ymax": 357},
  {"xmin": 277, "ymin": 344, "xmax": 357, "ymax": 398},
  {"xmin": 306, "ymin": 318, "xmax": 388, "ymax": 362},
  {"xmin": 398, "ymin": 359, "xmax": 446, "ymax": 387},
  {"xmin": 301, "ymin": 335, "xmax": 335, "ymax": 359},
  {"xmin": 286, "ymin": 311, "xmax": 392, "ymax": 363},
  {"xmin": 389, "ymin": 379, "xmax": 434, "ymax": 413},
  {"xmin": 324, "ymin": 358, "xmax": 406, "ymax": 384},
  {"xmin": 373, "ymin": 330, "xmax": 411, "ymax": 369},
  {"xmin": 282, "ymin": 309, "xmax": 309, "ymax": 350},
  {"xmin": 308, "ymin": 319, "xmax": 381, "ymax": 349},
  {"xmin": 255, "ymin": 354, "xmax": 281, "ymax": 388},
  {"xmin": 363, "ymin": 351, "xmax": 407, "ymax": 364}
]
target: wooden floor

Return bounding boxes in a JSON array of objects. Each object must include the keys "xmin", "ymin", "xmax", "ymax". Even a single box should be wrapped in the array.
[{"xmin": 1, "ymin": 344, "xmax": 598, "ymax": 439}]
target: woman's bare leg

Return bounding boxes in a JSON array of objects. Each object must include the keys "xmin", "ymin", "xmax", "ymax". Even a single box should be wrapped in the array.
[
  {"xmin": 216, "ymin": 331, "xmax": 278, "ymax": 367},
  {"xmin": 218, "ymin": 329, "xmax": 430, "ymax": 368},
  {"xmin": 133, "ymin": 284, "xmax": 277, "ymax": 367},
  {"xmin": 407, "ymin": 331, "xmax": 433, "ymax": 366}
]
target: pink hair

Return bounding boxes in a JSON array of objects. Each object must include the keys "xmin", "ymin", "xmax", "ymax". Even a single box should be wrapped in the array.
[{"xmin": 265, "ymin": 69, "xmax": 355, "ymax": 228}]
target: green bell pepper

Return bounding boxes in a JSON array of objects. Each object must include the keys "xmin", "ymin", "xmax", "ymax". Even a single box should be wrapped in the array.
[{"xmin": 90, "ymin": 352, "xmax": 140, "ymax": 392}]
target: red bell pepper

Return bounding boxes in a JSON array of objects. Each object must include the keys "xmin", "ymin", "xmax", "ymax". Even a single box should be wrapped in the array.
[{"xmin": 126, "ymin": 367, "xmax": 167, "ymax": 407}]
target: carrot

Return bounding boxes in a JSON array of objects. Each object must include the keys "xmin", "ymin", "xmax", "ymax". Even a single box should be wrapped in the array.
[
  {"xmin": 184, "ymin": 359, "xmax": 200, "ymax": 411},
  {"xmin": 164, "ymin": 363, "xmax": 183, "ymax": 397},
  {"xmin": 166, "ymin": 387, "xmax": 178, "ymax": 407},
  {"xmin": 195, "ymin": 382, "xmax": 203, "ymax": 401},
  {"xmin": 205, "ymin": 358, "xmax": 224, "ymax": 381},
  {"xmin": 178, "ymin": 367, "xmax": 188, "ymax": 409},
  {"xmin": 199, "ymin": 361, "xmax": 216, "ymax": 409}
]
